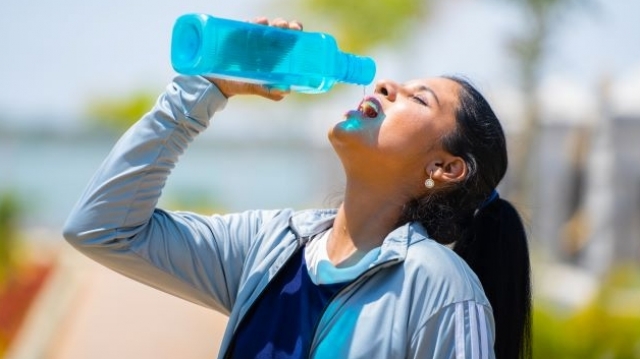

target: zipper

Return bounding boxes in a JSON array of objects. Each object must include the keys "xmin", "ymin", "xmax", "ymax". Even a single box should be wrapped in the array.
[{"xmin": 304, "ymin": 258, "xmax": 401, "ymax": 358}]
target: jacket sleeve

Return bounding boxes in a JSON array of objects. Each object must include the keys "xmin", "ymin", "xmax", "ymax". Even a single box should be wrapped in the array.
[
  {"xmin": 62, "ymin": 75, "xmax": 277, "ymax": 315},
  {"xmin": 409, "ymin": 300, "xmax": 496, "ymax": 359}
]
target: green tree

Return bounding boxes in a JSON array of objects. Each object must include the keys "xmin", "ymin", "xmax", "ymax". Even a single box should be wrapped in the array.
[
  {"xmin": 84, "ymin": 90, "xmax": 158, "ymax": 133},
  {"xmin": 0, "ymin": 192, "xmax": 22, "ymax": 284},
  {"xmin": 533, "ymin": 265, "xmax": 640, "ymax": 358},
  {"xmin": 295, "ymin": 0, "xmax": 432, "ymax": 53}
]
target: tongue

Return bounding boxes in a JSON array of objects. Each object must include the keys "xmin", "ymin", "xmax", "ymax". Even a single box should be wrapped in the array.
[{"xmin": 364, "ymin": 106, "xmax": 377, "ymax": 118}]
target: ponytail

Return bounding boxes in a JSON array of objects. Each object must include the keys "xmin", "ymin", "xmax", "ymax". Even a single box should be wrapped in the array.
[{"xmin": 454, "ymin": 197, "xmax": 532, "ymax": 359}]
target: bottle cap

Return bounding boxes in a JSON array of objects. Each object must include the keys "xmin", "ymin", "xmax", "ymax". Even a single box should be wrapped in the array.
[{"xmin": 341, "ymin": 54, "xmax": 376, "ymax": 85}]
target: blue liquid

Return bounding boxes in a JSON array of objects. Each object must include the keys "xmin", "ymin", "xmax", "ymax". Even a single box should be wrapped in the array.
[{"xmin": 171, "ymin": 14, "xmax": 376, "ymax": 94}]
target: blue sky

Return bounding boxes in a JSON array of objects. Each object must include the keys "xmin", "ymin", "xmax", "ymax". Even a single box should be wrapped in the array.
[{"xmin": 1, "ymin": 0, "xmax": 639, "ymax": 125}]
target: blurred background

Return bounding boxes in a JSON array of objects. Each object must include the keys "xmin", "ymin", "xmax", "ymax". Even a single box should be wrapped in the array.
[{"xmin": 1, "ymin": 0, "xmax": 639, "ymax": 358}]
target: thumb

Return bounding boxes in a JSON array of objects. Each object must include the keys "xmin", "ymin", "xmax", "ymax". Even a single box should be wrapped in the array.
[{"xmin": 259, "ymin": 85, "xmax": 290, "ymax": 101}]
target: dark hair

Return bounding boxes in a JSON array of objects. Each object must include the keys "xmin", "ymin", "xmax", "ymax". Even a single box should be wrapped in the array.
[{"xmin": 399, "ymin": 77, "xmax": 532, "ymax": 359}]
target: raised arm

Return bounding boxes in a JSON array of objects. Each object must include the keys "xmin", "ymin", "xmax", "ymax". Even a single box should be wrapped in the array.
[
  {"xmin": 63, "ymin": 75, "xmax": 246, "ymax": 312},
  {"xmin": 63, "ymin": 72, "xmax": 299, "ymax": 314}
]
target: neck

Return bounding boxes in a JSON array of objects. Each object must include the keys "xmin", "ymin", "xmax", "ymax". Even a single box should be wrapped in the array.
[{"xmin": 327, "ymin": 180, "xmax": 408, "ymax": 266}]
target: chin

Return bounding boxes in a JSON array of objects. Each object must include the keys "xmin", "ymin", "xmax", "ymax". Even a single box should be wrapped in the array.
[
  {"xmin": 327, "ymin": 126, "xmax": 354, "ymax": 156},
  {"xmin": 327, "ymin": 126, "xmax": 342, "ymax": 148}
]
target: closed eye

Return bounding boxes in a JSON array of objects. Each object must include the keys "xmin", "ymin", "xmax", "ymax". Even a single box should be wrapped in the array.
[{"xmin": 412, "ymin": 95, "xmax": 428, "ymax": 106}]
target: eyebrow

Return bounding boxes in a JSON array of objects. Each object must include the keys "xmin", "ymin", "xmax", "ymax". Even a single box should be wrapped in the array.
[{"xmin": 415, "ymin": 85, "xmax": 441, "ymax": 106}]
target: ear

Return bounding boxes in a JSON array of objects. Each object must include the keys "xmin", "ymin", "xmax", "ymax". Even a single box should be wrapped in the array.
[{"xmin": 427, "ymin": 155, "xmax": 467, "ymax": 184}]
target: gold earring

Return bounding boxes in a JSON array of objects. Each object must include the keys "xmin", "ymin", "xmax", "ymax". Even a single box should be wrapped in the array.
[{"xmin": 424, "ymin": 170, "xmax": 435, "ymax": 189}]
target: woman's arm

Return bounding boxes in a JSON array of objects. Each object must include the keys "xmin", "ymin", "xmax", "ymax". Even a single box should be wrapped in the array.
[{"xmin": 62, "ymin": 75, "xmax": 282, "ymax": 314}]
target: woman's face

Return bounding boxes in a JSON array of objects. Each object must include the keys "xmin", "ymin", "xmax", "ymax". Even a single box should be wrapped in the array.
[{"xmin": 329, "ymin": 77, "xmax": 461, "ymax": 190}]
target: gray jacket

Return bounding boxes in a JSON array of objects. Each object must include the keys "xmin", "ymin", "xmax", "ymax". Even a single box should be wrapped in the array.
[{"xmin": 63, "ymin": 75, "xmax": 496, "ymax": 359}]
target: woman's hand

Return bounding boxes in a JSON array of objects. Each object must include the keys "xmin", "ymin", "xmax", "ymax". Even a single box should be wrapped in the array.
[{"xmin": 206, "ymin": 17, "xmax": 304, "ymax": 101}]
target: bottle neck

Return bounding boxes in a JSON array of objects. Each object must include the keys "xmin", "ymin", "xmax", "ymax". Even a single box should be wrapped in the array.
[{"xmin": 337, "ymin": 52, "xmax": 376, "ymax": 86}]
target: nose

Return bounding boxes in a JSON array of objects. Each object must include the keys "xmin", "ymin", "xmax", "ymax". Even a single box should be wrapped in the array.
[{"xmin": 374, "ymin": 79, "xmax": 398, "ymax": 101}]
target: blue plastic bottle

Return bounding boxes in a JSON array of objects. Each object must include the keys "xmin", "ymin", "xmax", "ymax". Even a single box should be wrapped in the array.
[{"xmin": 171, "ymin": 14, "xmax": 376, "ymax": 94}]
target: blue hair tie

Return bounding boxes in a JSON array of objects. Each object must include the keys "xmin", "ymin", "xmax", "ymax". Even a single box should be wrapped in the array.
[{"xmin": 479, "ymin": 189, "xmax": 499, "ymax": 210}]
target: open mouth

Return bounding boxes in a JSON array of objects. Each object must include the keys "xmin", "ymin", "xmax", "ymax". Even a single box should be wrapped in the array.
[{"xmin": 358, "ymin": 97, "xmax": 381, "ymax": 119}]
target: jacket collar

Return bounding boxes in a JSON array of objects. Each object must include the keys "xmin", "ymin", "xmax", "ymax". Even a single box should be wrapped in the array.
[
  {"xmin": 289, "ymin": 208, "xmax": 338, "ymax": 240},
  {"xmin": 289, "ymin": 209, "xmax": 431, "ymax": 263}
]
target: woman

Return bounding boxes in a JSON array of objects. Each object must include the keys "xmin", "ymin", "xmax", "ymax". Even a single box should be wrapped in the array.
[{"xmin": 64, "ymin": 18, "xmax": 531, "ymax": 359}]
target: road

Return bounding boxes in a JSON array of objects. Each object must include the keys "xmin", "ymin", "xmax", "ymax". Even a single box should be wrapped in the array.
[{"xmin": 8, "ymin": 245, "xmax": 229, "ymax": 359}]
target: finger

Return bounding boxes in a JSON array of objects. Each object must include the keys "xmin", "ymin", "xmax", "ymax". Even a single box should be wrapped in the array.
[
  {"xmin": 261, "ymin": 85, "xmax": 289, "ymax": 101},
  {"xmin": 267, "ymin": 93, "xmax": 286, "ymax": 101},
  {"xmin": 289, "ymin": 20, "xmax": 303, "ymax": 31},
  {"xmin": 252, "ymin": 16, "xmax": 269, "ymax": 25},
  {"xmin": 270, "ymin": 18, "xmax": 289, "ymax": 29}
]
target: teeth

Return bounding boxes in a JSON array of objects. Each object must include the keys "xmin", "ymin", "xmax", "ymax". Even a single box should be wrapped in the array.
[{"xmin": 359, "ymin": 100, "xmax": 379, "ymax": 118}]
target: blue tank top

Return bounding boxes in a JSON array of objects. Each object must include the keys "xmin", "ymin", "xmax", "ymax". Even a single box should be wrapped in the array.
[{"xmin": 228, "ymin": 248, "xmax": 348, "ymax": 358}]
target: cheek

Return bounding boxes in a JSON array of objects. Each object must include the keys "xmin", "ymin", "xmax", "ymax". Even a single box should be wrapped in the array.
[{"xmin": 378, "ymin": 114, "xmax": 436, "ymax": 152}]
